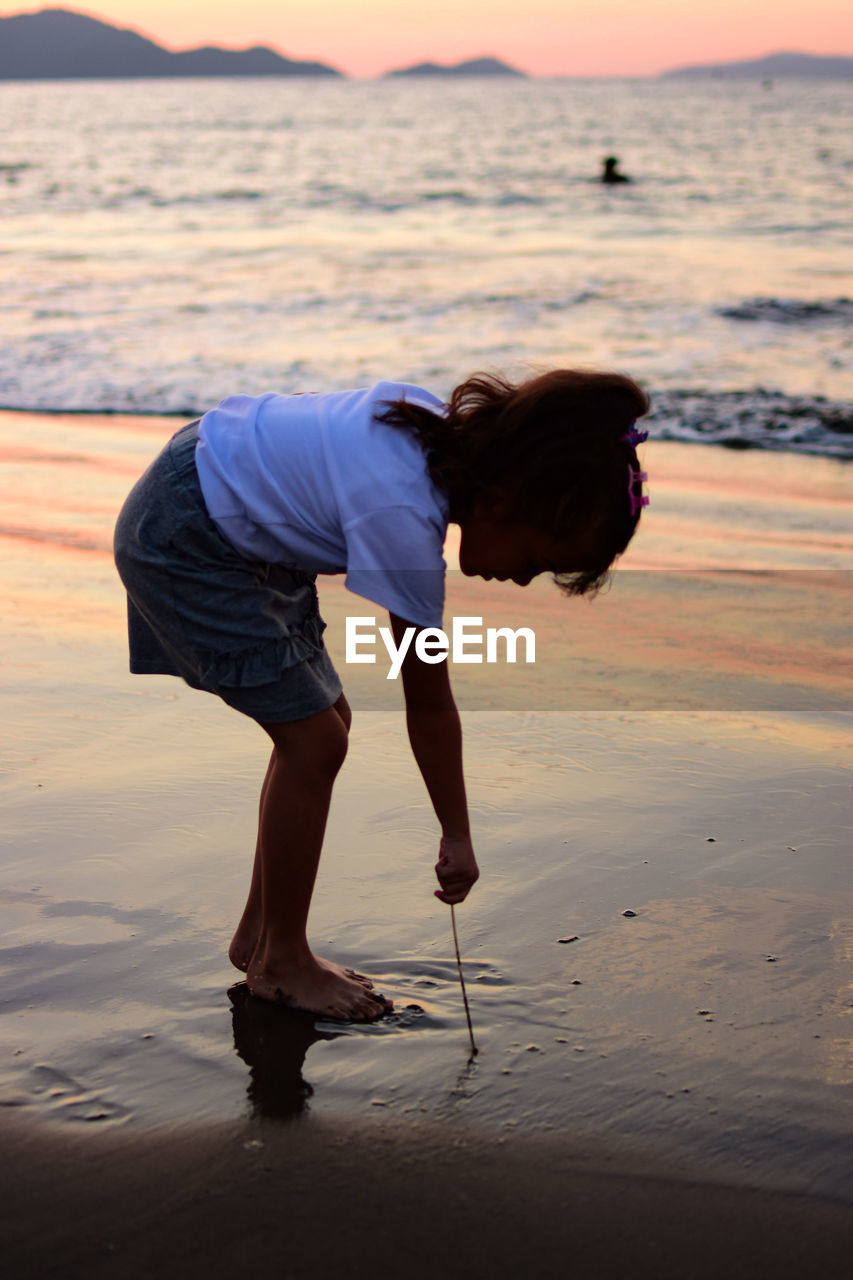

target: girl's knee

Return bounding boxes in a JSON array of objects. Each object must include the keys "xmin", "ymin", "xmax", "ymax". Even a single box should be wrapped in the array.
[
  {"xmin": 319, "ymin": 710, "xmax": 349, "ymax": 776},
  {"xmin": 264, "ymin": 706, "xmax": 349, "ymax": 778}
]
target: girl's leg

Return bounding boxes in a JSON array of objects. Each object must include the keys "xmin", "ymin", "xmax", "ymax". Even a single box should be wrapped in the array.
[
  {"xmin": 228, "ymin": 750, "xmax": 275, "ymax": 972},
  {"xmin": 240, "ymin": 696, "xmax": 389, "ymax": 1020},
  {"xmin": 229, "ymin": 694, "xmax": 352, "ymax": 973}
]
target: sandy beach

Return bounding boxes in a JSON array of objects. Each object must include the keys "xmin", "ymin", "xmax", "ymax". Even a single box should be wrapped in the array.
[{"xmin": 2, "ymin": 409, "xmax": 852, "ymax": 1273}]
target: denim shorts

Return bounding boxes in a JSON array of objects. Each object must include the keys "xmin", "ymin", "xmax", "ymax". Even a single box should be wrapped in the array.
[{"xmin": 113, "ymin": 421, "xmax": 343, "ymax": 723}]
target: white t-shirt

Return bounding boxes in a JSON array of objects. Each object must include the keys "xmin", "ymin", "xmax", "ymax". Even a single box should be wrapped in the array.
[{"xmin": 195, "ymin": 381, "xmax": 449, "ymax": 627}]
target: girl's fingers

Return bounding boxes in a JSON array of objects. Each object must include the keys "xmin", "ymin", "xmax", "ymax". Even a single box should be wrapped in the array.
[
  {"xmin": 434, "ymin": 839, "xmax": 478, "ymax": 904},
  {"xmin": 434, "ymin": 886, "xmax": 471, "ymax": 904}
]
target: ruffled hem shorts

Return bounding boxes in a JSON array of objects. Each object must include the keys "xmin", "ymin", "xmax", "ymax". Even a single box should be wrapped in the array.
[{"xmin": 113, "ymin": 421, "xmax": 343, "ymax": 723}]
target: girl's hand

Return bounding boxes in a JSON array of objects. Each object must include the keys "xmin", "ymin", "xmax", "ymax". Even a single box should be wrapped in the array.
[{"xmin": 434, "ymin": 835, "xmax": 479, "ymax": 905}]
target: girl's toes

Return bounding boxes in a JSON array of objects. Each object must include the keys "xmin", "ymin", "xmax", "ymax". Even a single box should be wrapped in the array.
[{"xmin": 366, "ymin": 995, "xmax": 391, "ymax": 1020}]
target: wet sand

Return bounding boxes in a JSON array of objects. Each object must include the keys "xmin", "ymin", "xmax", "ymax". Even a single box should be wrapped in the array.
[
  {"xmin": 4, "ymin": 1109, "xmax": 853, "ymax": 1280},
  {"xmin": 1, "ymin": 410, "xmax": 852, "ymax": 1269}
]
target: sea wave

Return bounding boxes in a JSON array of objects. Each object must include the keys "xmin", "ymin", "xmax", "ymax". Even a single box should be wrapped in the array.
[
  {"xmin": 647, "ymin": 389, "xmax": 853, "ymax": 459},
  {"xmin": 1, "ymin": 383, "xmax": 850, "ymax": 460},
  {"xmin": 716, "ymin": 297, "xmax": 853, "ymax": 325}
]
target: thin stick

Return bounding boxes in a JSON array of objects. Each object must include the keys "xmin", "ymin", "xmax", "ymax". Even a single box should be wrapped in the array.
[{"xmin": 451, "ymin": 904, "xmax": 478, "ymax": 1057}]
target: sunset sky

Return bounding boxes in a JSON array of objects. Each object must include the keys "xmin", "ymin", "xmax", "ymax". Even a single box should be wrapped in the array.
[{"xmin": 8, "ymin": 1, "xmax": 853, "ymax": 76}]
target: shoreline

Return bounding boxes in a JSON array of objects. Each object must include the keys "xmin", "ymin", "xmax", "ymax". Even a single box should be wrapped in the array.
[{"xmin": 3, "ymin": 399, "xmax": 852, "ymax": 461}]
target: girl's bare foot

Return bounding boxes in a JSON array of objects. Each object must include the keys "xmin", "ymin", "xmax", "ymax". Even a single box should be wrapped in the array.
[
  {"xmin": 246, "ymin": 951, "xmax": 392, "ymax": 1021},
  {"xmin": 231, "ymin": 931, "xmax": 374, "ymax": 991},
  {"xmin": 317, "ymin": 956, "xmax": 376, "ymax": 989}
]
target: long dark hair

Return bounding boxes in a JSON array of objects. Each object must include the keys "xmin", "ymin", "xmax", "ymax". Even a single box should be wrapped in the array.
[{"xmin": 379, "ymin": 368, "xmax": 650, "ymax": 595}]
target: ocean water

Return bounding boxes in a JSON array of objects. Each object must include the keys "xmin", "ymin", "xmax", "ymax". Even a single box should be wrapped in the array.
[{"xmin": 1, "ymin": 75, "xmax": 852, "ymax": 456}]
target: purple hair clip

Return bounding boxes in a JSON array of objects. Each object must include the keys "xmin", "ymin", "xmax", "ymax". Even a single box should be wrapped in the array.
[
  {"xmin": 623, "ymin": 424, "xmax": 649, "ymax": 448},
  {"xmin": 628, "ymin": 463, "xmax": 649, "ymax": 517}
]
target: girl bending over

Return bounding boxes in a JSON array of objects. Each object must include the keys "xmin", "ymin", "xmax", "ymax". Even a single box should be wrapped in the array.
[{"xmin": 114, "ymin": 368, "xmax": 649, "ymax": 1020}]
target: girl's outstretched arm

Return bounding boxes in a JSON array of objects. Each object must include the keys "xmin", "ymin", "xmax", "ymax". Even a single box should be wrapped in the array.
[{"xmin": 389, "ymin": 613, "xmax": 479, "ymax": 905}]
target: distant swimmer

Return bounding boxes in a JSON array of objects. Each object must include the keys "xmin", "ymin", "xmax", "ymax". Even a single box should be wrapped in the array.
[{"xmin": 600, "ymin": 155, "xmax": 631, "ymax": 185}]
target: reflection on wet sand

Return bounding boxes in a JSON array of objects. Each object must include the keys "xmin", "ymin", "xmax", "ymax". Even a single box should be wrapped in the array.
[
  {"xmin": 320, "ymin": 568, "xmax": 853, "ymax": 712},
  {"xmin": 228, "ymin": 982, "xmax": 343, "ymax": 1120},
  {"xmin": 228, "ymin": 982, "xmax": 442, "ymax": 1120}
]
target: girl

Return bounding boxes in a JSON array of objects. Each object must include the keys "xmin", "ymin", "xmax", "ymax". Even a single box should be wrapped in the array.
[{"xmin": 114, "ymin": 369, "xmax": 650, "ymax": 1022}]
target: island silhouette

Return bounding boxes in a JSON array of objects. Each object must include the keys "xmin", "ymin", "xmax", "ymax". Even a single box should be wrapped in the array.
[
  {"xmin": 0, "ymin": 7, "xmax": 342, "ymax": 79},
  {"xmin": 385, "ymin": 56, "xmax": 524, "ymax": 78},
  {"xmin": 662, "ymin": 51, "xmax": 853, "ymax": 79}
]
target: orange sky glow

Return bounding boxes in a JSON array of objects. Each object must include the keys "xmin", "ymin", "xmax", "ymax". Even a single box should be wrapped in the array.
[{"xmin": 5, "ymin": 1, "xmax": 852, "ymax": 76}]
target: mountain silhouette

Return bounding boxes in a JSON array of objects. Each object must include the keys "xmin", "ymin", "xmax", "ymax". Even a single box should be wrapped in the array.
[
  {"xmin": 662, "ymin": 51, "xmax": 853, "ymax": 79},
  {"xmin": 385, "ymin": 56, "xmax": 525, "ymax": 78},
  {"xmin": 0, "ymin": 8, "xmax": 342, "ymax": 79}
]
